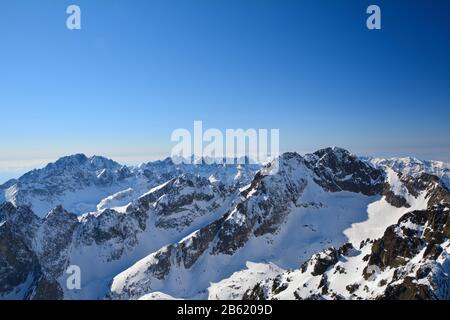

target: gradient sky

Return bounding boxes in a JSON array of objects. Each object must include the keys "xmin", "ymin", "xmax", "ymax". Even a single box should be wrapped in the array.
[{"xmin": 1, "ymin": 0, "xmax": 449, "ymax": 183}]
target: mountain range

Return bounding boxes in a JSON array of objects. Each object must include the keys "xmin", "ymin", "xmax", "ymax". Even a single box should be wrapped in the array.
[{"xmin": 0, "ymin": 147, "xmax": 448, "ymax": 300}]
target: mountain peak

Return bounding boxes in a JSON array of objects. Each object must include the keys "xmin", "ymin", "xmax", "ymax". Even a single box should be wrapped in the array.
[
  {"xmin": 314, "ymin": 146, "xmax": 352, "ymax": 158},
  {"xmin": 54, "ymin": 153, "xmax": 89, "ymax": 166},
  {"xmin": 0, "ymin": 179, "xmax": 18, "ymax": 190},
  {"xmin": 24, "ymin": 154, "xmax": 121, "ymax": 177},
  {"xmin": 1, "ymin": 148, "xmax": 449, "ymax": 300},
  {"xmin": 44, "ymin": 205, "xmax": 77, "ymax": 223},
  {"xmin": 304, "ymin": 147, "xmax": 385, "ymax": 195},
  {"xmin": 88, "ymin": 155, "xmax": 120, "ymax": 169}
]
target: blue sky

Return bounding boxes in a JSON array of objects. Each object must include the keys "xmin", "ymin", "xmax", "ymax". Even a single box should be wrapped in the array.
[{"xmin": 1, "ymin": 0, "xmax": 449, "ymax": 182}]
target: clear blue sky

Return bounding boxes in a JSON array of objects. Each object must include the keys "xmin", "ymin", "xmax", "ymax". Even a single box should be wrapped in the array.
[{"xmin": 1, "ymin": 0, "xmax": 449, "ymax": 182}]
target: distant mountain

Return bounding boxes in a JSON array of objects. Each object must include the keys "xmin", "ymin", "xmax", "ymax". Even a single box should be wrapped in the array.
[
  {"xmin": 0, "ymin": 148, "xmax": 449, "ymax": 300},
  {"xmin": 364, "ymin": 156, "xmax": 450, "ymax": 189},
  {"xmin": 0, "ymin": 154, "xmax": 259, "ymax": 217}
]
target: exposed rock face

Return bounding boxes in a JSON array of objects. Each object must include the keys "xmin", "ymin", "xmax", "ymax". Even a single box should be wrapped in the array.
[
  {"xmin": 0, "ymin": 221, "xmax": 40, "ymax": 297},
  {"xmin": 111, "ymin": 149, "xmax": 393, "ymax": 299},
  {"xmin": 0, "ymin": 202, "xmax": 40, "ymax": 247},
  {"xmin": 309, "ymin": 248, "xmax": 340, "ymax": 276},
  {"xmin": 239, "ymin": 163, "xmax": 450, "ymax": 301},
  {"xmin": 1, "ymin": 148, "xmax": 449, "ymax": 300},
  {"xmin": 0, "ymin": 203, "xmax": 73, "ymax": 299},
  {"xmin": 213, "ymin": 154, "xmax": 309, "ymax": 255},
  {"xmin": 1, "ymin": 154, "xmax": 259, "ymax": 217},
  {"xmin": 25, "ymin": 274, "xmax": 64, "ymax": 300},
  {"xmin": 305, "ymin": 147, "xmax": 385, "ymax": 196},
  {"xmin": 77, "ymin": 207, "xmax": 148, "ymax": 262},
  {"xmin": 379, "ymin": 276, "xmax": 435, "ymax": 300},
  {"xmin": 180, "ymin": 217, "xmax": 226, "ymax": 269},
  {"xmin": 244, "ymin": 243, "xmax": 355, "ymax": 300},
  {"xmin": 109, "ymin": 149, "xmax": 450, "ymax": 300},
  {"xmin": 382, "ymin": 182, "xmax": 410, "ymax": 208},
  {"xmin": 365, "ymin": 205, "xmax": 449, "ymax": 275},
  {"xmin": 400, "ymin": 173, "xmax": 450, "ymax": 207},
  {"xmin": 242, "ymin": 201, "xmax": 449, "ymax": 300},
  {"xmin": 366, "ymin": 204, "xmax": 449, "ymax": 300},
  {"xmin": 1, "ymin": 155, "xmax": 258, "ymax": 299},
  {"xmin": 35, "ymin": 206, "xmax": 79, "ymax": 278},
  {"xmin": 2, "ymin": 155, "xmax": 126, "ymax": 216},
  {"xmin": 108, "ymin": 153, "xmax": 309, "ymax": 299},
  {"xmin": 242, "ymin": 283, "xmax": 267, "ymax": 300},
  {"xmin": 1, "ymin": 200, "xmax": 152, "ymax": 298},
  {"xmin": 151, "ymin": 174, "xmax": 227, "ymax": 230}
]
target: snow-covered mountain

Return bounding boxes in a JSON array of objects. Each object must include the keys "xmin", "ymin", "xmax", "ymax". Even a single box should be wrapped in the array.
[
  {"xmin": 0, "ymin": 148, "xmax": 449, "ymax": 300},
  {"xmin": 365, "ymin": 156, "xmax": 450, "ymax": 189},
  {"xmin": 242, "ymin": 176, "xmax": 450, "ymax": 300},
  {"xmin": 0, "ymin": 155, "xmax": 258, "ymax": 217}
]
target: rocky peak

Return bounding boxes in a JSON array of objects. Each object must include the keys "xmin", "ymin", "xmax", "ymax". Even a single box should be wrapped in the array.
[
  {"xmin": 54, "ymin": 153, "xmax": 89, "ymax": 166},
  {"xmin": 305, "ymin": 147, "xmax": 385, "ymax": 196},
  {"xmin": 1, "ymin": 149, "xmax": 449, "ymax": 301},
  {"xmin": 314, "ymin": 146, "xmax": 352, "ymax": 159},
  {"xmin": 35, "ymin": 206, "xmax": 79, "ymax": 279},
  {"xmin": 18, "ymin": 154, "xmax": 121, "ymax": 182},
  {"xmin": 0, "ymin": 203, "xmax": 40, "ymax": 246},
  {"xmin": 151, "ymin": 173, "xmax": 225, "ymax": 230},
  {"xmin": 0, "ymin": 179, "xmax": 18, "ymax": 190},
  {"xmin": 0, "ymin": 202, "xmax": 74, "ymax": 300},
  {"xmin": 43, "ymin": 205, "xmax": 78, "ymax": 227},
  {"xmin": 88, "ymin": 155, "xmax": 120, "ymax": 170},
  {"xmin": 0, "ymin": 220, "xmax": 41, "ymax": 298},
  {"xmin": 0, "ymin": 202, "xmax": 17, "ymax": 221}
]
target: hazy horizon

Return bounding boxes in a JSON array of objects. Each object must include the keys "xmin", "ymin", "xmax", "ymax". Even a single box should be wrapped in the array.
[{"xmin": 1, "ymin": 145, "xmax": 449, "ymax": 185}]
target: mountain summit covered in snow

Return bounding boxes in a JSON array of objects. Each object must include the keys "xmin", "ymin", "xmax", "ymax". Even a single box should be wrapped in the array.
[{"xmin": 0, "ymin": 147, "xmax": 449, "ymax": 300}]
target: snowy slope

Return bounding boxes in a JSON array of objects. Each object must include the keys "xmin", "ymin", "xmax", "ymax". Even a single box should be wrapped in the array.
[
  {"xmin": 222, "ymin": 171, "xmax": 450, "ymax": 300},
  {"xmin": 1, "ymin": 148, "xmax": 449, "ymax": 300},
  {"xmin": 344, "ymin": 168, "xmax": 429, "ymax": 245},
  {"xmin": 108, "ymin": 149, "xmax": 389, "ymax": 299},
  {"xmin": 63, "ymin": 174, "xmax": 243, "ymax": 299},
  {"xmin": 208, "ymin": 262, "xmax": 284, "ymax": 300},
  {"xmin": 243, "ymin": 205, "xmax": 450, "ymax": 300}
]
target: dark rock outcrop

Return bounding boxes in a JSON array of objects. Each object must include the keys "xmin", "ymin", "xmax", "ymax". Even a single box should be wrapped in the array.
[{"xmin": 305, "ymin": 147, "xmax": 385, "ymax": 196}]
